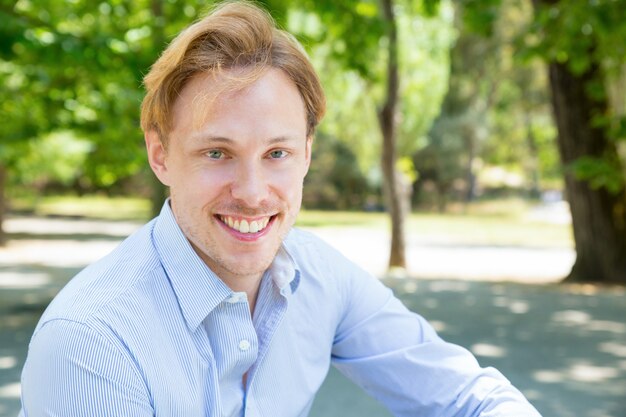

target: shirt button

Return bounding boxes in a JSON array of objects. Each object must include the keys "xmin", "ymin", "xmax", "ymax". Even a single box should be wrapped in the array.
[{"xmin": 239, "ymin": 339, "xmax": 251, "ymax": 351}]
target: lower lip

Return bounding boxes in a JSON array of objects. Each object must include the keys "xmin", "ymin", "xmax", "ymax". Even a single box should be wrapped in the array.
[{"xmin": 216, "ymin": 216, "xmax": 275, "ymax": 241}]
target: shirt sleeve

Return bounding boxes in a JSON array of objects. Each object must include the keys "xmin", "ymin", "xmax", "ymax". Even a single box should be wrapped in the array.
[
  {"xmin": 331, "ymin": 269, "xmax": 542, "ymax": 417},
  {"xmin": 20, "ymin": 319, "xmax": 153, "ymax": 417}
]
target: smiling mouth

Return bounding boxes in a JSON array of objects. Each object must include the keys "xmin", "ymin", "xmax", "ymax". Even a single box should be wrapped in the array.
[{"xmin": 217, "ymin": 215, "xmax": 275, "ymax": 234}]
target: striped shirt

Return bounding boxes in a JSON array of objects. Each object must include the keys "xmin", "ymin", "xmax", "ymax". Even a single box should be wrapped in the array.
[{"xmin": 19, "ymin": 201, "xmax": 541, "ymax": 416}]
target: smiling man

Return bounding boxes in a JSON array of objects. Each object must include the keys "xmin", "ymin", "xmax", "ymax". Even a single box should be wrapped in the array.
[
  {"xmin": 19, "ymin": 2, "xmax": 542, "ymax": 417},
  {"xmin": 144, "ymin": 65, "xmax": 314, "ymax": 313}
]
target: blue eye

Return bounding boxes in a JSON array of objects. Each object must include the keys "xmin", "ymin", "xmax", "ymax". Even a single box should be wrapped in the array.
[
  {"xmin": 269, "ymin": 150, "xmax": 287, "ymax": 159},
  {"xmin": 206, "ymin": 150, "xmax": 223, "ymax": 159}
]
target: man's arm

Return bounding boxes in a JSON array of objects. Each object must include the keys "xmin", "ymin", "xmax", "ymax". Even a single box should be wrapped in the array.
[
  {"xmin": 20, "ymin": 319, "xmax": 153, "ymax": 417},
  {"xmin": 331, "ymin": 271, "xmax": 542, "ymax": 417}
]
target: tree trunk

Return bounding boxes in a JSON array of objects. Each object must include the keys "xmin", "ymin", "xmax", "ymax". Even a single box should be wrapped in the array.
[
  {"xmin": 523, "ymin": 111, "xmax": 541, "ymax": 199},
  {"xmin": 379, "ymin": 0, "xmax": 407, "ymax": 269},
  {"xmin": 548, "ymin": 60, "xmax": 626, "ymax": 283},
  {"xmin": 436, "ymin": 183, "xmax": 449, "ymax": 214},
  {"xmin": 0, "ymin": 164, "xmax": 6, "ymax": 246},
  {"xmin": 464, "ymin": 129, "xmax": 477, "ymax": 203}
]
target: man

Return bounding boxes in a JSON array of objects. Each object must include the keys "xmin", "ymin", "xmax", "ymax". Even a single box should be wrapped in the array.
[{"xmin": 19, "ymin": 2, "xmax": 542, "ymax": 416}]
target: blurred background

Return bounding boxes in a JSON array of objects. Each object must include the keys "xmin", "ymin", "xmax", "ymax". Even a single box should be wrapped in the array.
[{"xmin": 1, "ymin": 0, "xmax": 625, "ymax": 416}]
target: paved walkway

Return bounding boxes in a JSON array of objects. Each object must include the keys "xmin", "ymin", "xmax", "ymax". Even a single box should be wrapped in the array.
[{"xmin": 1, "ymin": 215, "xmax": 624, "ymax": 417}]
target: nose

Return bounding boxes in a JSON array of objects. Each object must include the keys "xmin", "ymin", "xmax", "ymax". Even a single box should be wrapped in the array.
[{"xmin": 230, "ymin": 160, "xmax": 270, "ymax": 207}]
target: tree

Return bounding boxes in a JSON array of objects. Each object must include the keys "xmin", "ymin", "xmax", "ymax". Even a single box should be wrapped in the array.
[
  {"xmin": 0, "ymin": 5, "xmax": 47, "ymax": 244},
  {"xmin": 0, "ymin": 0, "xmax": 216, "ymax": 240},
  {"xmin": 419, "ymin": 0, "xmax": 558, "ymax": 210},
  {"xmin": 2, "ymin": 0, "xmax": 453, "ymax": 269},
  {"xmin": 439, "ymin": 0, "xmax": 625, "ymax": 283},
  {"xmin": 293, "ymin": 0, "xmax": 452, "ymax": 270},
  {"xmin": 474, "ymin": 0, "xmax": 559, "ymax": 199},
  {"xmin": 303, "ymin": 132, "xmax": 372, "ymax": 210},
  {"xmin": 527, "ymin": 0, "xmax": 626, "ymax": 283},
  {"xmin": 378, "ymin": 0, "xmax": 407, "ymax": 267}
]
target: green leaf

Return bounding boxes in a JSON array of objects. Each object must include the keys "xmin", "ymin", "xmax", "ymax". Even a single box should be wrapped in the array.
[{"xmin": 569, "ymin": 155, "xmax": 625, "ymax": 194}]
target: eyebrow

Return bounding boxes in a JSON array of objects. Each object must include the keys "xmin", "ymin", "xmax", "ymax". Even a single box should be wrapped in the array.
[{"xmin": 190, "ymin": 134, "xmax": 301, "ymax": 146}]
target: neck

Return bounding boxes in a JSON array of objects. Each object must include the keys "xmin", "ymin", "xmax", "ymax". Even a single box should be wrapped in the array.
[
  {"xmin": 220, "ymin": 272, "xmax": 263, "ymax": 314},
  {"xmin": 187, "ymin": 240, "xmax": 265, "ymax": 315}
]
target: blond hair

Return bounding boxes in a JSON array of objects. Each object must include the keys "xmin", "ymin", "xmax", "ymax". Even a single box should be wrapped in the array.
[{"xmin": 140, "ymin": 1, "xmax": 325, "ymax": 143}]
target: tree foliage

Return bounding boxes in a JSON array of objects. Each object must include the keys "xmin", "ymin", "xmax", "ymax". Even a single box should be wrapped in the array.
[
  {"xmin": 286, "ymin": 0, "xmax": 453, "ymax": 269},
  {"xmin": 4, "ymin": 0, "xmax": 625, "ymax": 282},
  {"xmin": 415, "ymin": 0, "xmax": 563, "ymax": 210},
  {"xmin": 526, "ymin": 0, "xmax": 626, "ymax": 283}
]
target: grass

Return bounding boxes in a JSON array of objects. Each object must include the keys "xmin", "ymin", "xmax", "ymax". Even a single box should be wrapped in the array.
[
  {"xmin": 12, "ymin": 195, "xmax": 152, "ymax": 221},
  {"xmin": 299, "ymin": 199, "xmax": 573, "ymax": 249},
  {"xmin": 406, "ymin": 214, "xmax": 572, "ymax": 248},
  {"xmin": 296, "ymin": 210, "xmax": 388, "ymax": 228},
  {"xmin": 11, "ymin": 195, "xmax": 573, "ymax": 248}
]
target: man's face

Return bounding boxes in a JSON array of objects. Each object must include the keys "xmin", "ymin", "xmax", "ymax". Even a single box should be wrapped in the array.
[{"xmin": 146, "ymin": 68, "xmax": 311, "ymax": 283}]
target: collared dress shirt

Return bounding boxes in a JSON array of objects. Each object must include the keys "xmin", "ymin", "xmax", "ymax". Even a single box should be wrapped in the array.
[{"xmin": 19, "ymin": 202, "xmax": 541, "ymax": 417}]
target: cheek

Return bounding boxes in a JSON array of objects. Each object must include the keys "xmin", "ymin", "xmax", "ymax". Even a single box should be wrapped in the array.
[
  {"xmin": 184, "ymin": 164, "xmax": 232, "ymax": 191},
  {"xmin": 270, "ymin": 166, "xmax": 306, "ymax": 199}
]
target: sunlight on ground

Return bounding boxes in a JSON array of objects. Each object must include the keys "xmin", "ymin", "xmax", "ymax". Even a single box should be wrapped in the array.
[
  {"xmin": 551, "ymin": 309, "xmax": 591, "ymax": 324},
  {"xmin": 401, "ymin": 281, "xmax": 419, "ymax": 293},
  {"xmin": 0, "ymin": 357, "xmax": 17, "ymax": 370},
  {"xmin": 0, "ymin": 272, "xmax": 49, "ymax": 289},
  {"xmin": 533, "ymin": 370, "xmax": 566, "ymax": 383},
  {"xmin": 533, "ymin": 363, "xmax": 620, "ymax": 384},
  {"xmin": 470, "ymin": 343, "xmax": 507, "ymax": 358},
  {"xmin": 426, "ymin": 280, "xmax": 471, "ymax": 292},
  {"xmin": 598, "ymin": 342, "xmax": 626, "ymax": 358},
  {"xmin": 4, "ymin": 217, "xmax": 141, "ymax": 237},
  {"xmin": 0, "ymin": 240, "xmax": 122, "ymax": 269},
  {"xmin": 568, "ymin": 363, "xmax": 619, "ymax": 383},
  {"xmin": 0, "ymin": 384, "xmax": 20, "ymax": 399},
  {"xmin": 492, "ymin": 297, "xmax": 530, "ymax": 314},
  {"xmin": 428, "ymin": 320, "xmax": 447, "ymax": 332},
  {"xmin": 551, "ymin": 310, "xmax": 626, "ymax": 334}
]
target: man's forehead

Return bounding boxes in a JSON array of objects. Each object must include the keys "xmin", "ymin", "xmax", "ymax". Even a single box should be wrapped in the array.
[
  {"xmin": 173, "ymin": 72, "xmax": 253, "ymax": 131},
  {"xmin": 170, "ymin": 68, "xmax": 307, "ymax": 137}
]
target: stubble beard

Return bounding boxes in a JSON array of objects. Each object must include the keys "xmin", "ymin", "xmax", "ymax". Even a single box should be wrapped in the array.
[{"xmin": 183, "ymin": 201, "xmax": 298, "ymax": 282}]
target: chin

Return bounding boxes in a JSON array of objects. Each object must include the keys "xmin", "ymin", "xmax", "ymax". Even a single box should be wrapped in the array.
[{"xmin": 224, "ymin": 259, "xmax": 273, "ymax": 279}]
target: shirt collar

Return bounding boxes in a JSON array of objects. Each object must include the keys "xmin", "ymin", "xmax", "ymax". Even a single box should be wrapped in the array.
[
  {"xmin": 151, "ymin": 200, "xmax": 300, "ymax": 330},
  {"xmin": 270, "ymin": 242, "xmax": 301, "ymax": 297},
  {"xmin": 152, "ymin": 201, "xmax": 231, "ymax": 331}
]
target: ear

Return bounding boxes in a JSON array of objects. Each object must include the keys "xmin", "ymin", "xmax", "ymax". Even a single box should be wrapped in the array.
[
  {"xmin": 304, "ymin": 136, "xmax": 313, "ymax": 175},
  {"xmin": 145, "ymin": 130, "xmax": 171, "ymax": 186}
]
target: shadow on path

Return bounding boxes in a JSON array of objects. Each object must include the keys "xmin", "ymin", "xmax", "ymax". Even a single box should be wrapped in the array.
[{"xmin": 310, "ymin": 279, "xmax": 626, "ymax": 417}]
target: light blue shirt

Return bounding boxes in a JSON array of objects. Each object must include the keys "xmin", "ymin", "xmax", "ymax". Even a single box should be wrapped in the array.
[{"xmin": 19, "ymin": 202, "xmax": 541, "ymax": 416}]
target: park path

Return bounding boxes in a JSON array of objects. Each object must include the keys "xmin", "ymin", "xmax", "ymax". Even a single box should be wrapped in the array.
[
  {"xmin": 0, "ymin": 205, "xmax": 575, "ymax": 291},
  {"xmin": 1, "ymin": 212, "xmax": 624, "ymax": 417}
]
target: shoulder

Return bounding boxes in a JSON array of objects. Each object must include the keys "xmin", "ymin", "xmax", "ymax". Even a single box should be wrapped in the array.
[
  {"xmin": 284, "ymin": 228, "xmax": 395, "ymax": 331},
  {"xmin": 37, "ymin": 219, "xmax": 163, "ymax": 329}
]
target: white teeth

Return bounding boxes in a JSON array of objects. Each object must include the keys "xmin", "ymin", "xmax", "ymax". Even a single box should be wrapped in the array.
[{"xmin": 220, "ymin": 216, "xmax": 271, "ymax": 234}]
